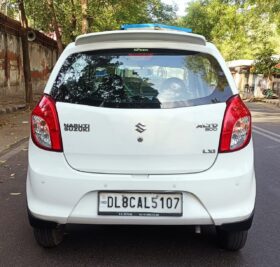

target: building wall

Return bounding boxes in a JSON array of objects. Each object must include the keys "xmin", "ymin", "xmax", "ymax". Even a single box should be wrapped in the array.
[
  {"xmin": 0, "ymin": 32, "xmax": 23, "ymax": 98},
  {"xmin": 229, "ymin": 64, "xmax": 280, "ymax": 98},
  {"xmin": 29, "ymin": 42, "xmax": 57, "ymax": 96},
  {"xmin": 0, "ymin": 14, "xmax": 58, "ymax": 101}
]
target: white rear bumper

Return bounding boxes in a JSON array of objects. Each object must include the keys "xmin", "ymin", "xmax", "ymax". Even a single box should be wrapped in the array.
[{"xmin": 27, "ymin": 140, "xmax": 256, "ymax": 226}]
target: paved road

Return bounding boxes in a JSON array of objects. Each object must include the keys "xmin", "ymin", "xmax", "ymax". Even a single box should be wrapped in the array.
[{"xmin": 0, "ymin": 102, "xmax": 279, "ymax": 267}]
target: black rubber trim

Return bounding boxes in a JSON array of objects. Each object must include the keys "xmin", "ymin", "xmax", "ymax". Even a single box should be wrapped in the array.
[
  {"xmin": 219, "ymin": 211, "xmax": 254, "ymax": 232},
  {"xmin": 27, "ymin": 208, "xmax": 59, "ymax": 229}
]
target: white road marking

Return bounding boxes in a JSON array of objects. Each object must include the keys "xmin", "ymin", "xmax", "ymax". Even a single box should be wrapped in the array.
[
  {"xmin": 253, "ymin": 125, "xmax": 280, "ymax": 138},
  {"xmin": 253, "ymin": 129, "xmax": 280, "ymax": 144}
]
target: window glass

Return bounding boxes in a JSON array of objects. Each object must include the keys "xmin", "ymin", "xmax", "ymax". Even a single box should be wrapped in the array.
[{"xmin": 51, "ymin": 49, "xmax": 232, "ymax": 108}]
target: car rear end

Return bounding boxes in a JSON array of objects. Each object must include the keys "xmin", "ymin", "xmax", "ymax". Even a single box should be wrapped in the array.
[{"xmin": 26, "ymin": 28, "xmax": 255, "ymax": 250}]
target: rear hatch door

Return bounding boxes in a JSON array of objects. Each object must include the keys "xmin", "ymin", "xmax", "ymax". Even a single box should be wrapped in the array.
[
  {"xmin": 57, "ymin": 103, "xmax": 226, "ymax": 174},
  {"xmin": 51, "ymin": 48, "xmax": 232, "ymax": 174}
]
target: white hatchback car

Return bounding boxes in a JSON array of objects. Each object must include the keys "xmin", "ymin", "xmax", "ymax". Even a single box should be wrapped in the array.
[{"xmin": 27, "ymin": 24, "xmax": 255, "ymax": 250}]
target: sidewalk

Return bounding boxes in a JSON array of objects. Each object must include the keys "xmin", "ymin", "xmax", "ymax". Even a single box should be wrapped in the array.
[
  {"xmin": 0, "ymin": 96, "xmax": 26, "ymax": 114},
  {"xmin": 0, "ymin": 109, "xmax": 30, "ymax": 156},
  {"xmin": 261, "ymin": 98, "xmax": 279, "ymax": 107},
  {"xmin": 0, "ymin": 93, "xmax": 45, "ymax": 157},
  {"xmin": 0, "ymin": 93, "xmax": 43, "ymax": 114},
  {"xmin": 245, "ymin": 97, "xmax": 280, "ymax": 107}
]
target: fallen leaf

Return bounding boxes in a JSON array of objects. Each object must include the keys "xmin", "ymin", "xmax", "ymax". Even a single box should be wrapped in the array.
[{"xmin": 10, "ymin": 193, "xmax": 21, "ymax": 196}]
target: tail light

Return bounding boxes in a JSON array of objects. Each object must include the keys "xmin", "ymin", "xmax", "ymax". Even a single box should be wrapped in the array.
[
  {"xmin": 31, "ymin": 95, "xmax": 63, "ymax": 152},
  {"xmin": 219, "ymin": 95, "xmax": 251, "ymax": 153}
]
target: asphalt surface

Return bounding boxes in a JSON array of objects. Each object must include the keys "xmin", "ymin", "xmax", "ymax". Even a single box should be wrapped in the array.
[{"xmin": 0, "ymin": 102, "xmax": 279, "ymax": 267}]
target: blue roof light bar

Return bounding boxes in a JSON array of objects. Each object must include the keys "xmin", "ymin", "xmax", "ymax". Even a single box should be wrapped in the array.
[{"xmin": 121, "ymin": 24, "xmax": 192, "ymax": 33}]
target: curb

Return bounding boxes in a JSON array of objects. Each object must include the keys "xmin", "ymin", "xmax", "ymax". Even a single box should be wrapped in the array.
[
  {"xmin": 0, "ymin": 104, "xmax": 26, "ymax": 114},
  {"xmin": 0, "ymin": 137, "xmax": 29, "ymax": 160},
  {"xmin": 261, "ymin": 99, "xmax": 280, "ymax": 107},
  {"xmin": 244, "ymin": 98, "xmax": 280, "ymax": 107}
]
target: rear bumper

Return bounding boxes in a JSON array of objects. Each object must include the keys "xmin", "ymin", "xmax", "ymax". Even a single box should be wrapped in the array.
[
  {"xmin": 27, "ymin": 207, "xmax": 254, "ymax": 232},
  {"xmin": 27, "ymin": 140, "xmax": 256, "ymax": 227},
  {"xmin": 219, "ymin": 211, "xmax": 254, "ymax": 231}
]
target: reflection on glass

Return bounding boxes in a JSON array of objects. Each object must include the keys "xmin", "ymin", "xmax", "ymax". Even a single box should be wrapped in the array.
[{"xmin": 51, "ymin": 49, "xmax": 232, "ymax": 108}]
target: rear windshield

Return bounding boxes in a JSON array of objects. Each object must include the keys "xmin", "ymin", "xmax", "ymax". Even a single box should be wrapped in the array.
[{"xmin": 50, "ymin": 49, "xmax": 232, "ymax": 108}]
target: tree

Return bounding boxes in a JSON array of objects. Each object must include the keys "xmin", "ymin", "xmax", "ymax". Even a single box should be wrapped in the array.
[
  {"xmin": 46, "ymin": 0, "xmax": 64, "ymax": 54},
  {"xmin": 252, "ymin": 46, "xmax": 280, "ymax": 98},
  {"xmin": 249, "ymin": 0, "xmax": 280, "ymax": 36},
  {"xmin": 3, "ymin": 0, "xmax": 176, "ymax": 49},
  {"xmin": 179, "ymin": 1, "xmax": 214, "ymax": 41},
  {"xmin": 253, "ymin": 47, "xmax": 280, "ymax": 78},
  {"xmin": 20, "ymin": 0, "xmax": 176, "ymax": 44},
  {"xmin": 80, "ymin": 0, "xmax": 88, "ymax": 34},
  {"xmin": 18, "ymin": 0, "xmax": 33, "ymax": 106},
  {"xmin": 0, "ymin": 0, "xmax": 18, "ymax": 18},
  {"xmin": 180, "ymin": 0, "xmax": 278, "ymax": 61}
]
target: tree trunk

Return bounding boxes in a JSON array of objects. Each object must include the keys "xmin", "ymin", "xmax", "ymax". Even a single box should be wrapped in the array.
[
  {"xmin": 46, "ymin": 0, "xmax": 64, "ymax": 55},
  {"xmin": 70, "ymin": 0, "xmax": 77, "ymax": 40},
  {"xmin": 18, "ymin": 0, "xmax": 33, "ymax": 107},
  {"xmin": 81, "ymin": 0, "xmax": 89, "ymax": 34}
]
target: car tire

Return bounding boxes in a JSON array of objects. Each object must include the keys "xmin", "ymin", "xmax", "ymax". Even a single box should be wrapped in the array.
[
  {"xmin": 216, "ymin": 228, "xmax": 248, "ymax": 251},
  {"xmin": 33, "ymin": 226, "xmax": 64, "ymax": 248}
]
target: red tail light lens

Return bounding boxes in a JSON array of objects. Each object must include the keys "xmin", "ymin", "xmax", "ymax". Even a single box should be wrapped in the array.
[
  {"xmin": 31, "ymin": 95, "xmax": 63, "ymax": 152},
  {"xmin": 219, "ymin": 95, "xmax": 251, "ymax": 153}
]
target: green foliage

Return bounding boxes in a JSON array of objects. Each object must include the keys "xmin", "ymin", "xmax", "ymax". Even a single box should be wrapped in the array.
[
  {"xmin": 249, "ymin": 0, "xmax": 280, "ymax": 35},
  {"xmin": 3, "ymin": 0, "xmax": 280, "ymax": 74},
  {"xmin": 252, "ymin": 47, "xmax": 280, "ymax": 77},
  {"xmin": 180, "ymin": 0, "xmax": 280, "ymax": 61},
  {"xmin": 0, "ymin": 0, "xmax": 19, "ymax": 19},
  {"xmin": 179, "ymin": 1, "xmax": 213, "ymax": 40},
  {"xmin": 5, "ymin": 0, "xmax": 176, "ymax": 44}
]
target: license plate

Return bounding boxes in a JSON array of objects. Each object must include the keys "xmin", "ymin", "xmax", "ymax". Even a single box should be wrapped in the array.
[{"xmin": 98, "ymin": 192, "xmax": 182, "ymax": 217}]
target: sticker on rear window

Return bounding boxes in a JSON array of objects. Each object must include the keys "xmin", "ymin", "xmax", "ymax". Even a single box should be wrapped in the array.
[{"xmin": 133, "ymin": 48, "xmax": 149, "ymax": 52}]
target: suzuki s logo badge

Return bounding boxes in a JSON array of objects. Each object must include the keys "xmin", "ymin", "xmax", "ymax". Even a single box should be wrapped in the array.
[{"xmin": 135, "ymin": 123, "xmax": 146, "ymax": 133}]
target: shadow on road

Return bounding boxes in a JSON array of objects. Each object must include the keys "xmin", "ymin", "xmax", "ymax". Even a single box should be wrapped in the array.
[{"xmin": 34, "ymin": 225, "xmax": 248, "ymax": 266}]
